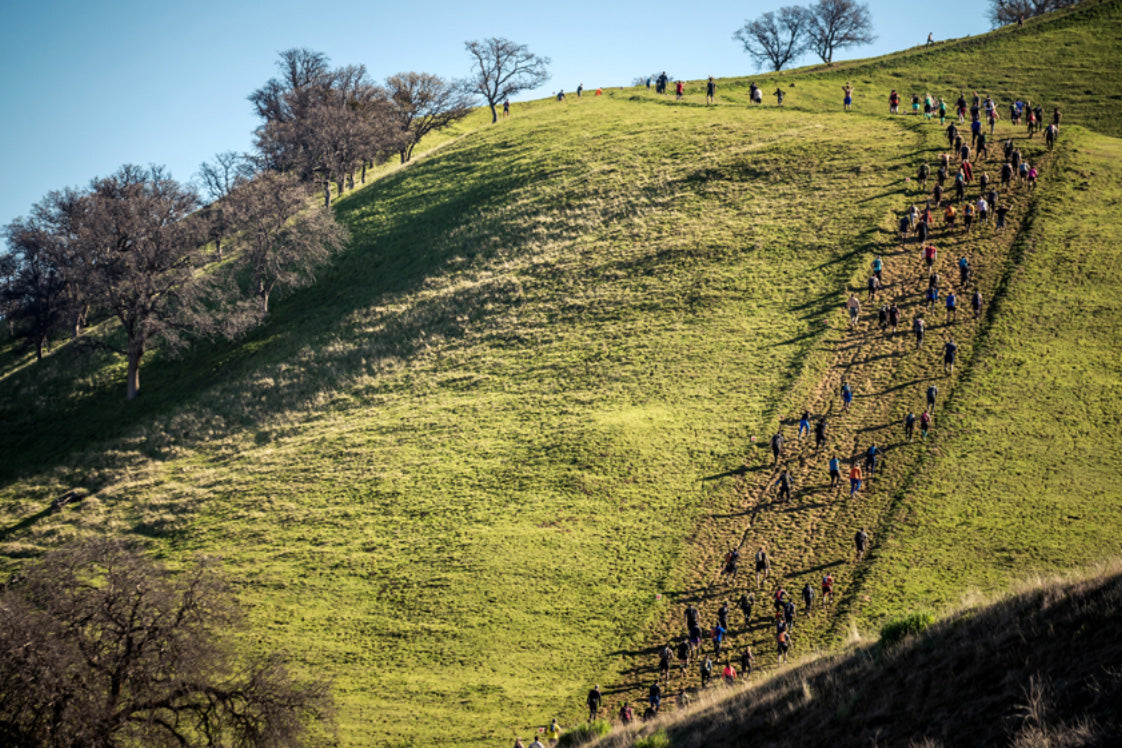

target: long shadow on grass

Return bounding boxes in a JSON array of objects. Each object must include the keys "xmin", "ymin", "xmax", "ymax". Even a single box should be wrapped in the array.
[{"xmin": 0, "ymin": 137, "xmax": 558, "ymax": 486}]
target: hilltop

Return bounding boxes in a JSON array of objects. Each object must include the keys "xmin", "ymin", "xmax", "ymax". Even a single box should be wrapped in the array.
[{"xmin": 1, "ymin": 1, "xmax": 1122, "ymax": 745}]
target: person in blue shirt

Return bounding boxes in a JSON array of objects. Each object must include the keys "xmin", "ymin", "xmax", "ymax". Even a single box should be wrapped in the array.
[
  {"xmin": 828, "ymin": 455, "xmax": 841, "ymax": 488},
  {"xmin": 904, "ymin": 411, "xmax": 917, "ymax": 441},
  {"xmin": 872, "ymin": 255, "xmax": 884, "ymax": 283},
  {"xmin": 797, "ymin": 410, "xmax": 810, "ymax": 440},
  {"xmin": 943, "ymin": 339, "xmax": 958, "ymax": 375},
  {"xmin": 945, "ymin": 291, "xmax": 957, "ymax": 323},
  {"xmin": 864, "ymin": 442, "xmax": 879, "ymax": 475},
  {"xmin": 958, "ymin": 256, "xmax": 970, "ymax": 285},
  {"xmin": 711, "ymin": 622, "xmax": 726, "ymax": 657},
  {"xmin": 925, "ymin": 286, "xmax": 939, "ymax": 310},
  {"xmin": 841, "ymin": 381, "xmax": 853, "ymax": 413}
]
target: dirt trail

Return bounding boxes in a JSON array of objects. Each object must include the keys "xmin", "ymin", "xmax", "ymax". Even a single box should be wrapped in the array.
[{"xmin": 602, "ymin": 134, "xmax": 1052, "ymax": 713}]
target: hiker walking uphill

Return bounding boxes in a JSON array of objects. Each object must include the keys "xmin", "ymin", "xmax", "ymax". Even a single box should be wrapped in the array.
[
  {"xmin": 855, "ymin": 528, "xmax": 869, "ymax": 561},
  {"xmin": 706, "ymin": 76, "xmax": 716, "ymax": 105},
  {"xmin": 774, "ymin": 468, "xmax": 795, "ymax": 503},
  {"xmin": 586, "ymin": 685, "xmax": 602, "ymax": 721},
  {"xmin": 841, "ymin": 380, "xmax": 854, "ymax": 413},
  {"xmin": 738, "ymin": 591, "xmax": 756, "ymax": 627},
  {"xmin": 770, "ymin": 429, "xmax": 786, "ymax": 465},
  {"xmin": 722, "ymin": 546, "xmax": 741, "ymax": 583},
  {"xmin": 755, "ymin": 547, "xmax": 771, "ymax": 588},
  {"xmin": 828, "ymin": 454, "xmax": 842, "ymax": 489},
  {"xmin": 814, "ymin": 417, "xmax": 828, "ymax": 451},
  {"xmin": 842, "ymin": 83, "xmax": 854, "ymax": 111}
]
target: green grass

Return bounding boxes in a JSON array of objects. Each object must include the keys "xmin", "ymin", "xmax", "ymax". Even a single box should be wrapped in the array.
[
  {"xmin": 2, "ymin": 3, "xmax": 1122, "ymax": 745},
  {"xmin": 0, "ymin": 97, "xmax": 916, "ymax": 745},
  {"xmin": 852, "ymin": 126, "xmax": 1122, "ymax": 625}
]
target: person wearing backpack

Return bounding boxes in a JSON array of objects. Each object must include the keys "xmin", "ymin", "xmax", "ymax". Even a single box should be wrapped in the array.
[
  {"xmin": 904, "ymin": 410, "xmax": 917, "ymax": 442},
  {"xmin": 700, "ymin": 655, "xmax": 714, "ymax": 688},
  {"xmin": 855, "ymin": 528, "xmax": 869, "ymax": 561},
  {"xmin": 648, "ymin": 681, "xmax": 662, "ymax": 712},
  {"xmin": 755, "ymin": 547, "xmax": 771, "ymax": 588},
  {"xmin": 920, "ymin": 409, "xmax": 933, "ymax": 440},
  {"xmin": 821, "ymin": 573, "xmax": 835, "ymax": 604},
  {"xmin": 841, "ymin": 381, "xmax": 854, "ymax": 413},
  {"xmin": 828, "ymin": 454, "xmax": 842, "ymax": 489},
  {"xmin": 676, "ymin": 637, "xmax": 691, "ymax": 672},
  {"xmin": 777, "ymin": 629, "xmax": 790, "ymax": 664},
  {"xmin": 722, "ymin": 547, "xmax": 741, "ymax": 583},
  {"xmin": 657, "ymin": 644, "xmax": 672, "ymax": 684},
  {"xmin": 774, "ymin": 468, "xmax": 794, "ymax": 503},
  {"xmin": 849, "ymin": 463, "xmax": 863, "ymax": 497},
  {"xmin": 739, "ymin": 646, "xmax": 755, "ymax": 677},
  {"xmin": 586, "ymin": 685, "xmax": 602, "ymax": 721},
  {"xmin": 814, "ymin": 417, "xmax": 828, "ymax": 451},
  {"xmin": 943, "ymin": 338, "xmax": 959, "ymax": 376},
  {"xmin": 770, "ymin": 430, "xmax": 785, "ymax": 465},
  {"xmin": 864, "ymin": 442, "xmax": 879, "ymax": 476},
  {"xmin": 737, "ymin": 591, "xmax": 755, "ymax": 628},
  {"xmin": 801, "ymin": 582, "xmax": 814, "ymax": 614}
]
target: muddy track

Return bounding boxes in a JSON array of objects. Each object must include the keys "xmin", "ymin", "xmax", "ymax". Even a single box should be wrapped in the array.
[{"xmin": 602, "ymin": 133, "xmax": 1054, "ymax": 712}]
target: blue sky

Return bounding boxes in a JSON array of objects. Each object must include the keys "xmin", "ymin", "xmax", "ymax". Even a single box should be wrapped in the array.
[{"xmin": 0, "ymin": 0, "xmax": 991, "ymax": 227}]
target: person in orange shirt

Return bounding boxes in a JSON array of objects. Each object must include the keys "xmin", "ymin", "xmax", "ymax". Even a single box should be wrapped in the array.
[{"xmin": 849, "ymin": 463, "xmax": 863, "ymax": 497}]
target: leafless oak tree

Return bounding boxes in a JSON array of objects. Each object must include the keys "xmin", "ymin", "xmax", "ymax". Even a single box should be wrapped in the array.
[
  {"xmin": 227, "ymin": 170, "xmax": 349, "ymax": 315},
  {"xmin": 0, "ymin": 538, "xmax": 332, "ymax": 747},
  {"xmin": 804, "ymin": 0, "xmax": 876, "ymax": 65},
  {"xmin": 1, "ymin": 218, "xmax": 66, "ymax": 360},
  {"xmin": 988, "ymin": 0, "xmax": 1077, "ymax": 26},
  {"xmin": 250, "ymin": 50, "xmax": 404, "ymax": 207},
  {"xmin": 386, "ymin": 72, "xmax": 472, "ymax": 162},
  {"xmin": 196, "ymin": 151, "xmax": 255, "ymax": 260},
  {"xmin": 734, "ymin": 7, "xmax": 810, "ymax": 72},
  {"xmin": 80, "ymin": 165, "xmax": 216, "ymax": 400},
  {"xmin": 463, "ymin": 37, "xmax": 551, "ymax": 123}
]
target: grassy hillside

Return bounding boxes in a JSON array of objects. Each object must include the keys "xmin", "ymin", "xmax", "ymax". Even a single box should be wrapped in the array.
[
  {"xmin": 0, "ymin": 97, "xmax": 917, "ymax": 745},
  {"xmin": 592, "ymin": 564, "xmax": 1122, "ymax": 747},
  {"xmin": 851, "ymin": 126, "xmax": 1122, "ymax": 625},
  {"xmin": 702, "ymin": 0, "xmax": 1122, "ymax": 138},
  {"xmin": 2, "ymin": 3, "xmax": 1122, "ymax": 746}
]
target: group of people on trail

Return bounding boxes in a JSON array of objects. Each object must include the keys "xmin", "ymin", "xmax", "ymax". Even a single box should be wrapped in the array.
[{"xmin": 525, "ymin": 86, "xmax": 1063, "ymax": 744}]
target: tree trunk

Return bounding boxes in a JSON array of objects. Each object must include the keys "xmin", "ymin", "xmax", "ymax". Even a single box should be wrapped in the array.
[
  {"xmin": 347, "ymin": 170, "xmax": 354, "ymax": 190},
  {"xmin": 489, "ymin": 103, "xmax": 498, "ymax": 123},
  {"xmin": 361, "ymin": 161, "xmax": 367, "ymax": 184},
  {"xmin": 323, "ymin": 180, "xmax": 331, "ymax": 209},
  {"xmin": 336, "ymin": 179, "xmax": 344, "ymax": 197},
  {"xmin": 215, "ymin": 237, "xmax": 223, "ymax": 260},
  {"xmin": 35, "ymin": 337, "xmax": 44, "ymax": 361},
  {"xmin": 400, "ymin": 148, "xmax": 407, "ymax": 164},
  {"xmin": 126, "ymin": 340, "xmax": 143, "ymax": 401}
]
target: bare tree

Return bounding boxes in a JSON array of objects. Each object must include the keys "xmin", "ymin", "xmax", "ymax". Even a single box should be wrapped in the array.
[
  {"xmin": 250, "ymin": 51, "xmax": 403, "ymax": 206},
  {"xmin": 987, "ymin": 0, "xmax": 1077, "ymax": 26},
  {"xmin": 734, "ymin": 7, "xmax": 810, "ymax": 72},
  {"xmin": 463, "ymin": 37, "xmax": 551, "ymax": 124},
  {"xmin": 227, "ymin": 171, "xmax": 349, "ymax": 316},
  {"xmin": 1, "ymin": 219, "xmax": 67, "ymax": 359},
  {"xmin": 804, "ymin": 0, "xmax": 876, "ymax": 65},
  {"xmin": 0, "ymin": 538, "xmax": 332, "ymax": 747},
  {"xmin": 196, "ymin": 151, "xmax": 255, "ymax": 260},
  {"xmin": 386, "ymin": 72, "xmax": 472, "ymax": 163},
  {"xmin": 80, "ymin": 164, "xmax": 215, "ymax": 400}
]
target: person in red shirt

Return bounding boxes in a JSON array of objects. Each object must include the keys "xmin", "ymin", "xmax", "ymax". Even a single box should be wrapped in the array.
[{"xmin": 676, "ymin": 80, "xmax": 684, "ymax": 100}]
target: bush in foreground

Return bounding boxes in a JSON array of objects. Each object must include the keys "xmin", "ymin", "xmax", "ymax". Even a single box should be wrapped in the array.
[{"xmin": 0, "ymin": 538, "xmax": 332, "ymax": 747}]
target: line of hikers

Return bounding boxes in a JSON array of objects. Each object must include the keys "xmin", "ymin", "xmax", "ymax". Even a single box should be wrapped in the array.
[{"xmin": 519, "ymin": 88, "xmax": 1058, "ymax": 745}]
